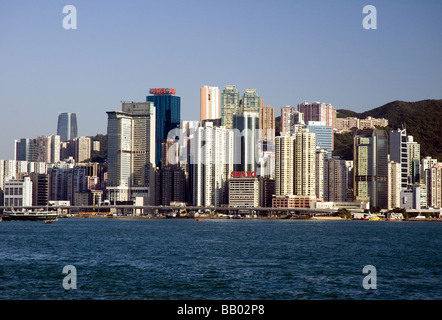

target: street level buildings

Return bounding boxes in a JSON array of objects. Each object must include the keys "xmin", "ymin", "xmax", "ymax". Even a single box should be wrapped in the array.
[
  {"xmin": 228, "ymin": 177, "xmax": 260, "ymax": 208},
  {"xmin": 3, "ymin": 177, "xmax": 33, "ymax": 207}
]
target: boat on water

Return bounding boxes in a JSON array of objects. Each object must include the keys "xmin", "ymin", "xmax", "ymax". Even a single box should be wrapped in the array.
[
  {"xmin": 1, "ymin": 209, "xmax": 58, "ymax": 221},
  {"xmin": 363, "ymin": 213, "xmax": 382, "ymax": 221},
  {"xmin": 386, "ymin": 212, "xmax": 404, "ymax": 221}
]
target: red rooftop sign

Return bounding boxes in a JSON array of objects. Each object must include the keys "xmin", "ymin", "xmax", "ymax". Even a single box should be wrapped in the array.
[
  {"xmin": 149, "ymin": 88, "xmax": 176, "ymax": 95},
  {"xmin": 230, "ymin": 171, "xmax": 257, "ymax": 178}
]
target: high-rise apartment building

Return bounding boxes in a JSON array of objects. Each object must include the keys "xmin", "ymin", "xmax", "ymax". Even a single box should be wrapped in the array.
[
  {"xmin": 221, "ymin": 86, "xmax": 240, "ymax": 129},
  {"xmin": 15, "ymin": 135, "xmax": 60, "ymax": 164},
  {"xmin": 106, "ymin": 102, "xmax": 156, "ymax": 203},
  {"xmin": 280, "ymin": 106, "xmax": 304, "ymax": 134},
  {"xmin": 57, "ymin": 113, "xmax": 78, "ymax": 142},
  {"xmin": 390, "ymin": 129, "xmax": 421, "ymax": 187},
  {"xmin": 294, "ymin": 128, "xmax": 316, "ymax": 197},
  {"xmin": 389, "ymin": 128, "xmax": 408, "ymax": 188},
  {"xmin": 200, "ymin": 86, "xmax": 220, "ymax": 122},
  {"xmin": 191, "ymin": 122, "xmax": 234, "ymax": 207},
  {"xmin": 240, "ymin": 89, "xmax": 260, "ymax": 113},
  {"xmin": 280, "ymin": 106, "xmax": 294, "ymax": 133},
  {"xmin": 324, "ymin": 157, "xmax": 353, "ymax": 202},
  {"xmin": 146, "ymin": 88, "xmax": 180, "ymax": 166},
  {"xmin": 353, "ymin": 128, "xmax": 388, "ymax": 209},
  {"xmin": 429, "ymin": 163, "xmax": 442, "ymax": 209},
  {"xmin": 48, "ymin": 163, "xmax": 86, "ymax": 205},
  {"xmin": 274, "ymin": 132, "xmax": 295, "ymax": 196},
  {"xmin": 29, "ymin": 172, "xmax": 50, "ymax": 206},
  {"xmin": 315, "ymin": 148, "xmax": 327, "ymax": 200},
  {"xmin": 388, "ymin": 161, "xmax": 402, "ymax": 209},
  {"xmin": 72, "ymin": 136, "xmax": 91, "ymax": 163},
  {"xmin": 259, "ymin": 104, "xmax": 275, "ymax": 151},
  {"xmin": 406, "ymin": 136, "xmax": 420, "ymax": 183},
  {"xmin": 155, "ymin": 164, "xmax": 186, "ymax": 206}
]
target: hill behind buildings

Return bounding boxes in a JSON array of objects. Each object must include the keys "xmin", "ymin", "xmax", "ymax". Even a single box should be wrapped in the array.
[{"xmin": 335, "ymin": 99, "xmax": 442, "ymax": 161}]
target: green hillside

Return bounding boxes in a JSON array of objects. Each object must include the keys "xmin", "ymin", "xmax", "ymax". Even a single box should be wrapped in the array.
[{"xmin": 335, "ymin": 99, "xmax": 442, "ymax": 161}]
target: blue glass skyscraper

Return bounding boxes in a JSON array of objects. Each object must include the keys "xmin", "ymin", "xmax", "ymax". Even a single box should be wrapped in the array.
[
  {"xmin": 57, "ymin": 112, "xmax": 78, "ymax": 142},
  {"xmin": 306, "ymin": 121, "xmax": 333, "ymax": 157},
  {"xmin": 146, "ymin": 88, "xmax": 180, "ymax": 166}
]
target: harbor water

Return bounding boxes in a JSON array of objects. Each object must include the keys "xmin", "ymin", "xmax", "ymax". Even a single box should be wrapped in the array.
[{"xmin": 0, "ymin": 218, "xmax": 440, "ymax": 300}]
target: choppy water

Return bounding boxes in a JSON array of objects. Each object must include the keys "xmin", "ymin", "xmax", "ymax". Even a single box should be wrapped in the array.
[{"xmin": 0, "ymin": 218, "xmax": 440, "ymax": 300}]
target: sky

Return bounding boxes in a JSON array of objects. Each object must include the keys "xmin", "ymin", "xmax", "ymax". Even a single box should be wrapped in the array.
[{"xmin": 0, "ymin": 0, "xmax": 441, "ymax": 159}]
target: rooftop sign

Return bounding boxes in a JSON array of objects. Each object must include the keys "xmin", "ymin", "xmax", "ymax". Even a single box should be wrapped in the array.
[
  {"xmin": 230, "ymin": 171, "xmax": 257, "ymax": 178},
  {"xmin": 149, "ymin": 88, "xmax": 176, "ymax": 95}
]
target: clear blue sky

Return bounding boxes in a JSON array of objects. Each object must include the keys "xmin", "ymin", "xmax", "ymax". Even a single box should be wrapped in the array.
[{"xmin": 0, "ymin": 0, "xmax": 441, "ymax": 159}]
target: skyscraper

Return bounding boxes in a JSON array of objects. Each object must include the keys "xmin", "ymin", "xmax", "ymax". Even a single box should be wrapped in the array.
[
  {"xmin": 353, "ymin": 128, "xmax": 388, "ymax": 209},
  {"xmin": 57, "ymin": 113, "xmax": 78, "ymax": 142},
  {"xmin": 294, "ymin": 128, "xmax": 316, "ymax": 197},
  {"xmin": 306, "ymin": 121, "xmax": 333, "ymax": 157},
  {"xmin": 389, "ymin": 128, "xmax": 408, "ymax": 189},
  {"xmin": 259, "ymin": 104, "xmax": 275, "ymax": 151},
  {"xmin": 221, "ymin": 85, "xmax": 240, "ymax": 129},
  {"xmin": 146, "ymin": 88, "xmax": 180, "ymax": 166},
  {"xmin": 324, "ymin": 157, "xmax": 353, "ymax": 202},
  {"xmin": 15, "ymin": 135, "xmax": 60, "ymax": 163},
  {"xmin": 406, "ymin": 135, "xmax": 420, "ymax": 183},
  {"xmin": 200, "ymin": 86, "xmax": 220, "ymax": 122},
  {"xmin": 106, "ymin": 101, "xmax": 156, "ymax": 204},
  {"xmin": 233, "ymin": 112, "xmax": 259, "ymax": 172},
  {"xmin": 274, "ymin": 132, "xmax": 295, "ymax": 196},
  {"xmin": 280, "ymin": 106, "xmax": 304, "ymax": 134},
  {"xmin": 388, "ymin": 161, "xmax": 402, "ymax": 209},
  {"xmin": 241, "ymin": 89, "xmax": 260, "ymax": 113},
  {"xmin": 191, "ymin": 122, "xmax": 234, "ymax": 207}
]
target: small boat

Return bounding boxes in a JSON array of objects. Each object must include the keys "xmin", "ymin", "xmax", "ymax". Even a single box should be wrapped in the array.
[
  {"xmin": 386, "ymin": 212, "xmax": 404, "ymax": 221},
  {"xmin": 369, "ymin": 215, "xmax": 381, "ymax": 221},
  {"xmin": 44, "ymin": 219, "xmax": 56, "ymax": 224}
]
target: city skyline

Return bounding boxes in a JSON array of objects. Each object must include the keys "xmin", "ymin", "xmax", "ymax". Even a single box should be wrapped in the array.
[{"xmin": 1, "ymin": 1, "xmax": 441, "ymax": 160}]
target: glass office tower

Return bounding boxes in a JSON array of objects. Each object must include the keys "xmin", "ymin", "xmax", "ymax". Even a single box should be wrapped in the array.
[
  {"xmin": 146, "ymin": 88, "xmax": 181, "ymax": 166},
  {"xmin": 57, "ymin": 112, "xmax": 78, "ymax": 142},
  {"xmin": 353, "ymin": 128, "xmax": 388, "ymax": 209}
]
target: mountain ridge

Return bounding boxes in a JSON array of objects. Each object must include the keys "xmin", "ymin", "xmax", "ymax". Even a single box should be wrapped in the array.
[{"xmin": 335, "ymin": 99, "xmax": 442, "ymax": 161}]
